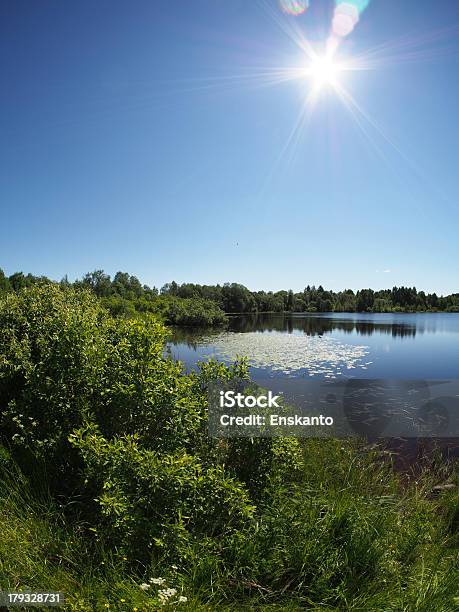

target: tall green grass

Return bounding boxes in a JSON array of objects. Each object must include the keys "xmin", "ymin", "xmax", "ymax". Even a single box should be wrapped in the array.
[
  {"xmin": 0, "ymin": 457, "xmax": 204, "ymax": 611},
  {"xmin": 1, "ymin": 441, "xmax": 458, "ymax": 611}
]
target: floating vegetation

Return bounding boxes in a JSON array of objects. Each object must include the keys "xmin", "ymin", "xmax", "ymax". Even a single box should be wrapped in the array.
[{"xmin": 200, "ymin": 331, "xmax": 370, "ymax": 378}]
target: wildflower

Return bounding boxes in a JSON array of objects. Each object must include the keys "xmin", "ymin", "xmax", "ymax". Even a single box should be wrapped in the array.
[
  {"xmin": 158, "ymin": 588, "xmax": 177, "ymax": 603},
  {"xmin": 149, "ymin": 577, "xmax": 165, "ymax": 585},
  {"xmin": 178, "ymin": 596, "xmax": 187, "ymax": 603},
  {"xmin": 171, "ymin": 565, "xmax": 178, "ymax": 570},
  {"xmin": 140, "ymin": 583, "xmax": 151, "ymax": 591},
  {"xmin": 120, "ymin": 599, "xmax": 126, "ymax": 603}
]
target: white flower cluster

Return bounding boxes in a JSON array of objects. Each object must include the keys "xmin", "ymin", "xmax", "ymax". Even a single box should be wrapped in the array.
[
  {"xmin": 139, "ymin": 576, "xmax": 187, "ymax": 605},
  {"xmin": 158, "ymin": 588, "xmax": 177, "ymax": 604}
]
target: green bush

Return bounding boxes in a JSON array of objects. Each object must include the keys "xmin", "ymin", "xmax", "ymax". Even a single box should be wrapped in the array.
[
  {"xmin": 70, "ymin": 425, "xmax": 255, "ymax": 564},
  {"xmin": 160, "ymin": 297, "xmax": 227, "ymax": 327},
  {"xmin": 0, "ymin": 285, "xmax": 223, "ymax": 473},
  {"xmin": 100, "ymin": 294, "xmax": 227, "ymax": 327},
  {"xmin": 0, "ymin": 285, "xmax": 109, "ymax": 477}
]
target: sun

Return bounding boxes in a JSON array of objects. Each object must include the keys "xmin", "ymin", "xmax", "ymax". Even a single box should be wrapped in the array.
[{"xmin": 306, "ymin": 55, "xmax": 342, "ymax": 89}]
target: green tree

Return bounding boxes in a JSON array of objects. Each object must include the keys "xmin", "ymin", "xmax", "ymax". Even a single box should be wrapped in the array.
[
  {"xmin": 79, "ymin": 270, "xmax": 112, "ymax": 297},
  {"xmin": 356, "ymin": 289, "xmax": 375, "ymax": 312},
  {"xmin": 0, "ymin": 269, "xmax": 11, "ymax": 295}
]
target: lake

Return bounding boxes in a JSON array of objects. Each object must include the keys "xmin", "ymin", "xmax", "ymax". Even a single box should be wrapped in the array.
[
  {"xmin": 167, "ymin": 312, "xmax": 459, "ymax": 382},
  {"xmin": 167, "ymin": 313, "xmax": 459, "ymax": 438}
]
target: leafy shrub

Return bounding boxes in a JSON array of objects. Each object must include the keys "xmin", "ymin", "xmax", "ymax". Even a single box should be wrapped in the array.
[
  {"xmin": 0, "ymin": 285, "xmax": 256, "ymax": 534},
  {"xmin": 70, "ymin": 425, "xmax": 255, "ymax": 563},
  {"xmin": 0, "ymin": 286, "xmax": 219, "ymax": 478},
  {"xmin": 0, "ymin": 285, "xmax": 109, "ymax": 476},
  {"xmin": 100, "ymin": 294, "xmax": 227, "ymax": 327},
  {"xmin": 160, "ymin": 297, "xmax": 227, "ymax": 327}
]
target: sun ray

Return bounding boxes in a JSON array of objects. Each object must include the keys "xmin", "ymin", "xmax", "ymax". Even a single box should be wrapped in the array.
[
  {"xmin": 348, "ymin": 24, "xmax": 459, "ymax": 71},
  {"xmin": 331, "ymin": 80, "xmax": 454, "ymax": 215},
  {"xmin": 257, "ymin": 0, "xmax": 317, "ymax": 60},
  {"xmin": 258, "ymin": 86, "xmax": 319, "ymax": 197}
]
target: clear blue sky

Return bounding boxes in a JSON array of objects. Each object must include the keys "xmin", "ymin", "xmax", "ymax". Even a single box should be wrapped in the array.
[{"xmin": 1, "ymin": 0, "xmax": 458, "ymax": 293}]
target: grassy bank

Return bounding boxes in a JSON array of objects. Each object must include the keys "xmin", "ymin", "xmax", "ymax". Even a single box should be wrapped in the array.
[
  {"xmin": 1, "ymin": 441, "xmax": 458, "ymax": 611},
  {"xmin": 0, "ymin": 285, "xmax": 458, "ymax": 611}
]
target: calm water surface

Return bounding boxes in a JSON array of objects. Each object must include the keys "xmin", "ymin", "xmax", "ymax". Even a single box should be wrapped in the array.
[
  {"xmin": 168, "ymin": 313, "xmax": 459, "ymax": 444},
  {"xmin": 167, "ymin": 313, "xmax": 459, "ymax": 386}
]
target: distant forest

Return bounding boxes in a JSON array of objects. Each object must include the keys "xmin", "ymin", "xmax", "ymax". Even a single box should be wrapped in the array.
[
  {"xmin": 159, "ymin": 280, "xmax": 459, "ymax": 314},
  {"xmin": 1, "ymin": 269, "xmax": 459, "ymax": 321}
]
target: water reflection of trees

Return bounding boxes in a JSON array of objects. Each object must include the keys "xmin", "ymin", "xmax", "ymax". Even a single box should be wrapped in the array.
[
  {"xmin": 166, "ymin": 314, "xmax": 421, "ymax": 346},
  {"xmin": 167, "ymin": 326, "xmax": 210, "ymax": 349},
  {"xmin": 227, "ymin": 314, "xmax": 418, "ymax": 338}
]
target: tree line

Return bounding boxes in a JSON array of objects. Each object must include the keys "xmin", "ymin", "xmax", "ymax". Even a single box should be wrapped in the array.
[
  {"xmin": 162, "ymin": 281, "xmax": 459, "ymax": 313},
  {"xmin": 1, "ymin": 268, "xmax": 458, "ymax": 315}
]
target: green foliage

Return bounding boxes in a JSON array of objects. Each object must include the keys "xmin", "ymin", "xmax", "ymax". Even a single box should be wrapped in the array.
[
  {"xmin": 0, "ymin": 284, "xmax": 458, "ymax": 610},
  {"xmin": 2, "ymin": 266, "xmax": 459, "ymax": 313},
  {"xmin": 0, "ymin": 285, "xmax": 227, "ymax": 477},
  {"xmin": 0, "ymin": 269, "xmax": 11, "ymax": 295},
  {"xmin": 356, "ymin": 288, "xmax": 375, "ymax": 312},
  {"xmin": 0, "ymin": 284, "xmax": 108, "ymax": 472},
  {"xmin": 158, "ymin": 296, "xmax": 227, "ymax": 326},
  {"xmin": 1, "ymin": 443, "xmax": 459, "ymax": 611},
  {"xmin": 100, "ymin": 293, "xmax": 227, "ymax": 326},
  {"xmin": 159, "ymin": 280, "xmax": 459, "ymax": 314},
  {"xmin": 70, "ymin": 425, "xmax": 255, "ymax": 563},
  {"xmin": 0, "ymin": 459, "xmax": 201, "ymax": 611},
  {"xmin": 79, "ymin": 270, "xmax": 227, "ymax": 325}
]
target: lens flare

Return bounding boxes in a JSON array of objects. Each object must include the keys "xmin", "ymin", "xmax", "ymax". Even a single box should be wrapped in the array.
[
  {"xmin": 337, "ymin": 0, "xmax": 370, "ymax": 11},
  {"xmin": 332, "ymin": 0, "xmax": 370, "ymax": 40},
  {"xmin": 279, "ymin": 0, "xmax": 309, "ymax": 17},
  {"xmin": 333, "ymin": 2, "xmax": 360, "ymax": 38},
  {"xmin": 333, "ymin": 13, "xmax": 356, "ymax": 37},
  {"xmin": 336, "ymin": 2, "xmax": 360, "ymax": 23}
]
